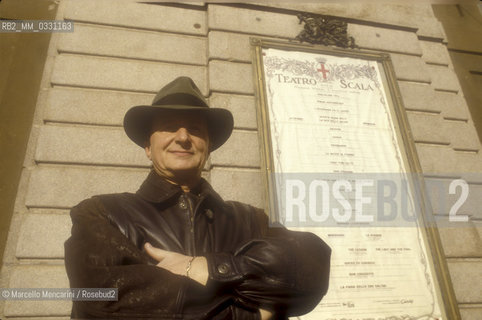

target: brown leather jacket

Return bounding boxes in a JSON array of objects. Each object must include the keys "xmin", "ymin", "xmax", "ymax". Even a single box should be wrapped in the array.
[{"xmin": 64, "ymin": 170, "xmax": 331, "ymax": 319}]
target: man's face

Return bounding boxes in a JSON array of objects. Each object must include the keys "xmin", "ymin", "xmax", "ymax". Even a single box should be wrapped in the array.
[{"xmin": 145, "ymin": 111, "xmax": 209, "ymax": 183}]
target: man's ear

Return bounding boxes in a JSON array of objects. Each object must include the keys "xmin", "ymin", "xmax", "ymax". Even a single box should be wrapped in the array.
[{"xmin": 144, "ymin": 141, "xmax": 152, "ymax": 160}]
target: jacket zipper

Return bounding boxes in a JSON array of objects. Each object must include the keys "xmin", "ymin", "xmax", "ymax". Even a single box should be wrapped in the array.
[
  {"xmin": 188, "ymin": 194, "xmax": 207, "ymax": 257},
  {"xmin": 187, "ymin": 196, "xmax": 196, "ymax": 256}
]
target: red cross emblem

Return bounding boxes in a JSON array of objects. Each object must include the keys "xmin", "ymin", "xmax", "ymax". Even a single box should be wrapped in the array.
[{"xmin": 318, "ymin": 63, "xmax": 330, "ymax": 80}]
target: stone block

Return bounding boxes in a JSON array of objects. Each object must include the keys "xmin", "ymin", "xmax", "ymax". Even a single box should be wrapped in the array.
[
  {"xmin": 406, "ymin": 112, "xmax": 449, "ymax": 145},
  {"xmin": 2, "ymin": 213, "xmax": 23, "ymax": 265},
  {"xmin": 455, "ymin": 151, "xmax": 482, "ymax": 172},
  {"xmin": 463, "ymin": 184, "xmax": 482, "ymax": 220},
  {"xmin": 29, "ymin": 208, "xmax": 70, "ymax": 215},
  {"xmin": 474, "ymin": 220, "xmax": 482, "ymax": 242},
  {"xmin": 4, "ymin": 265, "xmax": 70, "ymax": 316},
  {"xmin": 444, "ymin": 120, "xmax": 481, "ymax": 151},
  {"xmin": 212, "ymin": 25, "xmax": 419, "ymax": 61},
  {"xmin": 64, "ymin": 0, "xmax": 206, "ymax": 35},
  {"xmin": 209, "ymin": 93, "xmax": 257, "ymax": 129},
  {"xmin": 44, "ymin": 87, "xmax": 154, "ymax": 126},
  {"xmin": 58, "ymin": 24, "xmax": 207, "ymax": 65},
  {"xmin": 460, "ymin": 170, "xmax": 482, "ymax": 185},
  {"xmin": 437, "ymin": 91, "xmax": 469, "ymax": 121},
  {"xmin": 35, "ymin": 125, "xmax": 150, "ymax": 167},
  {"xmin": 16, "ymin": 214, "xmax": 72, "ymax": 259},
  {"xmin": 460, "ymin": 308, "xmax": 482, "ymax": 320},
  {"xmin": 51, "ymin": 55, "xmax": 208, "ymax": 95},
  {"xmin": 208, "ymin": 31, "xmax": 252, "ymax": 62},
  {"xmin": 419, "ymin": 40, "xmax": 450, "ymax": 66},
  {"xmin": 426, "ymin": 65, "xmax": 461, "ymax": 92},
  {"xmin": 398, "ymin": 81, "xmax": 441, "ymax": 113},
  {"xmin": 424, "ymin": 177, "xmax": 482, "ymax": 218},
  {"xmin": 418, "ymin": 145, "xmax": 482, "ymax": 174},
  {"xmin": 447, "ymin": 260, "xmax": 482, "ymax": 303},
  {"xmin": 208, "ymin": 4, "xmax": 299, "ymax": 38},
  {"xmin": 389, "ymin": 53, "xmax": 431, "ymax": 83},
  {"xmin": 210, "ymin": 168, "xmax": 264, "ymax": 209},
  {"xmin": 211, "ymin": 130, "xmax": 260, "ymax": 168},
  {"xmin": 450, "ymin": 51, "xmax": 482, "ymax": 73},
  {"xmin": 347, "ymin": 24, "xmax": 421, "ymax": 55},
  {"xmin": 436, "ymin": 219, "xmax": 482, "ymax": 257},
  {"xmin": 253, "ymin": 3, "xmax": 436, "ymax": 35},
  {"xmin": 209, "ymin": 60, "xmax": 253, "ymax": 94},
  {"xmin": 416, "ymin": 19, "xmax": 446, "ymax": 41},
  {"xmin": 25, "ymin": 166, "xmax": 149, "ymax": 208},
  {"xmin": 416, "ymin": 144, "xmax": 455, "ymax": 174}
]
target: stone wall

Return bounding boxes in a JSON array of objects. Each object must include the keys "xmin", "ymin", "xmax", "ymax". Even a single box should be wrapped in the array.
[{"xmin": 1, "ymin": 1, "xmax": 480, "ymax": 318}]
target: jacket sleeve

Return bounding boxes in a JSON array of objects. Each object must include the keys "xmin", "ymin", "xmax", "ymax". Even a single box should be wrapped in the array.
[
  {"xmin": 64, "ymin": 196, "xmax": 202, "ymax": 318},
  {"xmin": 204, "ymin": 204, "xmax": 331, "ymax": 317}
]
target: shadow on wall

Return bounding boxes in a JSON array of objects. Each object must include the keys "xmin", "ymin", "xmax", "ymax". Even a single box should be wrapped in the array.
[
  {"xmin": 0, "ymin": 0, "xmax": 58, "ymax": 263},
  {"xmin": 433, "ymin": 3, "xmax": 482, "ymax": 145}
]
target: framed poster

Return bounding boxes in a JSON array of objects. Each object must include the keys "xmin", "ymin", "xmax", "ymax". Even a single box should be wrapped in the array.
[{"xmin": 251, "ymin": 38, "xmax": 460, "ymax": 320}]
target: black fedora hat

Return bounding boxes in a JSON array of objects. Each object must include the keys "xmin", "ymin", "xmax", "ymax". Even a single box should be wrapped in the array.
[{"xmin": 124, "ymin": 77, "xmax": 233, "ymax": 151}]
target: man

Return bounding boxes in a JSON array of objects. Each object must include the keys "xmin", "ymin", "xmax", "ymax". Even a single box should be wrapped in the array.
[{"xmin": 64, "ymin": 77, "xmax": 331, "ymax": 319}]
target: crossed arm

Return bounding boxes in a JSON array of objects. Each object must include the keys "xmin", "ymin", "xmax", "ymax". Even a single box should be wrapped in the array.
[
  {"xmin": 65, "ymin": 196, "xmax": 331, "ymax": 318},
  {"xmin": 144, "ymin": 242, "xmax": 273, "ymax": 319}
]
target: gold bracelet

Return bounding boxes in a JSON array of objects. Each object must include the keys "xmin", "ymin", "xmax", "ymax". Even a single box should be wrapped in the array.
[{"xmin": 186, "ymin": 256, "xmax": 196, "ymax": 278}]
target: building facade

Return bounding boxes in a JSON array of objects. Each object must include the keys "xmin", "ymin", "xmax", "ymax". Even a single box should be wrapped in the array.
[{"xmin": 0, "ymin": 0, "xmax": 481, "ymax": 318}]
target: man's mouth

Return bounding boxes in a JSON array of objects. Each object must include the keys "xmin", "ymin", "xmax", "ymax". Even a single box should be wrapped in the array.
[{"xmin": 169, "ymin": 150, "xmax": 194, "ymax": 156}]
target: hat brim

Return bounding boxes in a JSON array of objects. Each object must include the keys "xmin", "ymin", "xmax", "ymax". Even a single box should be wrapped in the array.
[{"xmin": 124, "ymin": 105, "xmax": 234, "ymax": 152}]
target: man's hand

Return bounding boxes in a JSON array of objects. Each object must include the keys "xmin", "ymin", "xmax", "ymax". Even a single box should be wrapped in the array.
[
  {"xmin": 145, "ymin": 243, "xmax": 273, "ymax": 318},
  {"xmin": 144, "ymin": 242, "xmax": 208, "ymax": 286}
]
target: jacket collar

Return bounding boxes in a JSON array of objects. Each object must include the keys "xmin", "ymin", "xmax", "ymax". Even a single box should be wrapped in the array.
[{"xmin": 136, "ymin": 170, "xmax": 225, "ymax": 207}]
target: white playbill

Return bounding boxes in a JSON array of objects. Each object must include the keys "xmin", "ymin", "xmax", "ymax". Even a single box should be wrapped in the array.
[{"xmin": 261, "ymin": 48, "xmax": 444, "ymax": 320}]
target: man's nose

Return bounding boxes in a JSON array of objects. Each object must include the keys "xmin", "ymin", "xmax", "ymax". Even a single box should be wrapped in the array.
[{"xmin": 174, "ymin": 127, "xmax": 190, "ymax": 142}]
